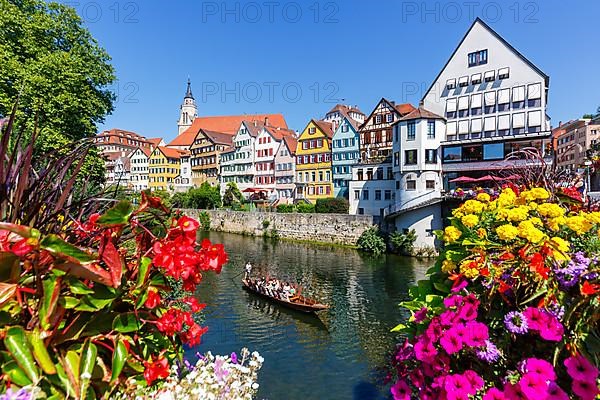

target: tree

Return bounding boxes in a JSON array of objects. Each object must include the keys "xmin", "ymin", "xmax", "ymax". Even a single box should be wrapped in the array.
[
  {"xmin": 0, "ymin": 0, "xmax": 116, "ymax": 189},
  {"xmin": 222, "ymin": 182, "xmax": 244, "ymax": 207},
  {"xmin": 187, "ymin": 183, "xmax": 221, "ymax": 209}
]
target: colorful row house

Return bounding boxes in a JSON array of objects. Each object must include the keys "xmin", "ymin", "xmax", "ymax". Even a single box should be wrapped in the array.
[
  {"xmin": 189, "ymin": 129, "xmax": 233, "ymax": 186},
  {"xmin": 295, "ymin": 120, "xmax": 334, "ymax": 202},
  {"xmin": 274, "ymin": 135, "xmax": 297, "ymax": 203},
  {"xmin": 148, "ymin": 146, "xmax": 189, "ymax": 191},
  {"xmin": 254, "ymin": 125, "xmax": 296, "ymax": 198}
]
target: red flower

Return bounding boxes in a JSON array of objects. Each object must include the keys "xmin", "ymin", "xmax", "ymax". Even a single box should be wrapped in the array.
[
  {"xmin": 182, "ymin": 296, "xmax": 206, "ymax": 313},
  {"xmin": 143, "ymin": 356, "xmax": 170, "ymax": 385},
  {"xmin": 177, "ymin": 216, "xmax": 200, "ymax": 233},
  {"xmin": 181, "ymin": 323, "xmax": 208, "ymax": 346},
  {"xmin": 581, "ymin": 281, "xmax": 599, "ymax": 296},
  {"xmin": 145, "ymin": 287, "xmax": 161, "ymax": 309},
  {"xmin": 156, "ymin": 308, "xmax": 184, "ymax": 336},
  {"xmin": 529, "ymin": 252, "xmax": 549, "ymax": 279},
  {"xmin": 499, "ymin": 252, "xmax": 515, "ymax": 261}
]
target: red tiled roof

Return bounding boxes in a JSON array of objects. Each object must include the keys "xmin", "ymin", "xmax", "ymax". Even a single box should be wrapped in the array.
[
  {"xmin": 203, "ymin": 130, "xmax": 234, "ymax": 146},
  {"xmin": 314, "ymin": 120, "xmax": 334, "ymax": 138},
  {"xmin": 399, "ymin": 106, "xmax": 444, "ymax": 121},
  {"xmin": 264, "ymin": 126, "xmax": 296, "ymax": 141},
  {"xmin": 157, "ymin": 146, "xmax": 187, "ymax": 159},
  {"xmin": 327, "ymin": 104, "xmax": 365, "ymax": 117},
  {"xmin": 169, "ymin": 114, "xmax": 288, "ymax": 147},
  {"xmin": 147, "ymin": 138, "xmax": 163, "ymax": 146},
  {"xmin": 395, "ymin": 103, "xmax": 417, "ymax": 116},
  {"xmin": 282, "ymin": 135, "xmax": 298, "ymax": 155},
  {"xmin": 98, "ymin": 128, "xmax": 145, "ymax": 139}
]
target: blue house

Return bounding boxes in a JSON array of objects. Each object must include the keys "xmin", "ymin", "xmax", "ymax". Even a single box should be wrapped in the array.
[{"xmin": 332, "ymin": 116, "xmax": 361, "ymax": 198}]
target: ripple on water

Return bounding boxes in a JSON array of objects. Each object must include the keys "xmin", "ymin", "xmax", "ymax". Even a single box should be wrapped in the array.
[{"xmin": 187, "ymin": 232, "xmax": 431, "ymax": 400}]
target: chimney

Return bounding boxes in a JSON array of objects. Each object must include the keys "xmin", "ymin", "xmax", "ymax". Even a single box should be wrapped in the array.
[
  {"xmin": 253, "ymin": 120, "xmax": 257, "ymax": 127},
  {"xmin": 264, "ymin": 116, "xmax": 269, "ymax": 127}
]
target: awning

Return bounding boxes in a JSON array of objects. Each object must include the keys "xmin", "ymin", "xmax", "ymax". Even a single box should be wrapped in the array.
[{"xmin": 449, "ymin": 176, "xmax": 477, "ymax": 183}]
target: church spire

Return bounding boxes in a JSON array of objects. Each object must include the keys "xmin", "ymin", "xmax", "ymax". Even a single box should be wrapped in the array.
[
  {"xmin": 185, "ymin": 77, "xmax": 194, "ymax": 99},
  {"xmin": 178, "ymin": 77, "xmax": 198, "ymax": 135}
]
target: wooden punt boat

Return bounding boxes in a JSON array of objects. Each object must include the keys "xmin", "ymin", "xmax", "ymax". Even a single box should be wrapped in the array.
[{"xmin": 242, "ymin": 279, "xmax": 329, "ymax": 313}]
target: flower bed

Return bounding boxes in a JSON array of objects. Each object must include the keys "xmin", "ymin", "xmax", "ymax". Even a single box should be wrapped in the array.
[{"xmin": 389, "ymin": 186, "xmax": 599, "ymax": 399}]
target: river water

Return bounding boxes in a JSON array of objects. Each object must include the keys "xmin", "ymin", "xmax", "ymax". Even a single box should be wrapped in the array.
[{"xmin": 189, "ymin": 232, "xmax": 431, "ymax": 400}]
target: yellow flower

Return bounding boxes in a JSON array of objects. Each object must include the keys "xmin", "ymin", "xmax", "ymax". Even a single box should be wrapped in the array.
[
  {"xmin": 506, "ymin": 206, "xmax": 530, "ymax": 222},
  {"xmin": 519, "ymin": 190, "xmax": 535, "ymax": 202},
  {"xmin": 537, "ymin": 203, "xmax": 565, "ymax": 218},
  {"xmin": 442, "ymin": 259, "xmax": 456, "ymax": 273},
  {"xmin": 546, "ymin": 216, "xmax": 565, "ymax": 232},
  {"xmin": 528, "ymin": 202, "xmax": 538, "ymax": 211},
  {"xmin": 477, "ymin": 193, "xmax": 491, "ymax": 202},
  {"xmin": 461, "ymin": 200, "xmax": 485, "ymax": 215},
  {"xmin": 585, "ymin": 212, "xmax": 600, "ymax": 224},
  {"xmin": 444, "ymin": 226, "xmax": 462, "ymax": 243},
  {"xmin": 487, "ymin": 200, "xmax": 499, "ymax": 211},
  {"xmin": 528, "ymin": 217, "xmax": 543, "ymax": 226},
  {"xmin": 517, "ymin": 220, "xmax": 546, "ymax": 243},
  {"xmin": 459, "ymin": 260, "xmax": 479, "ymax": 279},
  {"xmin": 565, "ymin": 215, "xmax": 593, "ymax": 235},
  {"xmin": 476, "ymin": 228, "xmax": 487, "ymax": 239},
  {"xmin": 497, "ymin": 188, "xmax": 517, "ymax": 207},
  {"xmin": 496, "ymin": 208, "xmax": 509, "ymax": 221},
  {"xmin": 461, "ymin": 214, "xmax": 479, "ymax": 228},
  {"xmin": 530, "ymin": 187, "xmax": 550, "ymax": 200},
  {"xmin": 496, "ymin": 224, "xmax": 519, "ymax": 241},
  {"xmin": 549, "ymin": 237, "xmax": 570, "ymax": 261}
]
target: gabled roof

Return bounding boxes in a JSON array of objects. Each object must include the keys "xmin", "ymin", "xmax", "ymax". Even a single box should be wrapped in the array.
[
  {"xmin": 313, "ymin": 120, "xmax": 334, "ymax": 138},
  {"xmin": 241, "ymin": 120, "xmax": 265, "ymax": 138},
  {"xmin": 361, "ymin": 98, "xmax": 416, "ymax": 129},
  {"xmin": 422, "ymin": 18, "xmax": 550, "ymax": 102},
  {"xmin": 169, "ymin": 113, "xmax": 288, "ymax": 147},
  {"xmin": 326, "ymin": 104, "xmax": 365, "ymax": 117},
  {"xmin": 398, "ymin": 106, "xmax": 445, "ymax": 122},
  {"xmin": 147, "ymin": 138, "xmax": 164, "ymax": 147},
  {"xmin": 282, "ymin": 135, "xmax": 298, "ymax": 155},
  {"xmin": 127, "ymin": 147, "xmax": 152, "ymax": 158},
  {"xmin": 155, "ymin": 146, "xmax": 187, "ymax": 159},
  {"xmin": 203, "ymin": 129, "xmax": 234, "ymax": 146},
  {"xmin": 263, "ymin": 126, "xmax": 296, "ymax": 141}
]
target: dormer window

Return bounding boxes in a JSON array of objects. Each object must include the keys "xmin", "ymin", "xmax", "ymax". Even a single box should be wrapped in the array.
[
  {"xmin": 484, "ymin": 70, "xmax": 495, "ymax": 82},
  {"xmin": 458, "ymin": 76, "xmax": 469, "ymax": 87},
  {"xmin": 309, "ymin": 127, "xmax": 316, "ymax": 134},
  {"xmin": 468, "ymin": 49, "xmax": 488, "ymax": 67},
  {"xmin": 446, "ymin": 78, "xmax": 456, "ymax": 90},
  {"xmin": 498, "ymin": 67, "xmax": 510, "ymax": 79}
]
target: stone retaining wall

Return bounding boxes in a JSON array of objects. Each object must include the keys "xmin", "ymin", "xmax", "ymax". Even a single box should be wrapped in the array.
[{"xmin": 181, "ymin": 209, "xmax": 375, "ymax": 246}]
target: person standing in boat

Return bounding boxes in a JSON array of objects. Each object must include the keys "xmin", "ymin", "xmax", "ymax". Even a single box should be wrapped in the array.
[{"xmin": 244, "ymin": 261, "xmax": 252, "ymax": 280}]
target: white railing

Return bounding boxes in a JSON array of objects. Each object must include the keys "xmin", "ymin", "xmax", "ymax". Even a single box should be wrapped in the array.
[{"xmin": 384, "ymin": 191, "xmax": 441, "ymax": 217}]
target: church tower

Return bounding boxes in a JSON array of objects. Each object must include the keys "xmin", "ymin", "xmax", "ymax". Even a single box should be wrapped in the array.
[{"xmin": 177, "ymin": 78, "xmax": 198, "ymax": 135}]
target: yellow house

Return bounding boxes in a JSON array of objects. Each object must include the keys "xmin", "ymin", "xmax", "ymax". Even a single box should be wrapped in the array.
[
  {"xmin": 295, "ymin": 119, "xmax": 334, "ymax": 202},
  {"xmin": 149, "ymin": 146, "xmax": 187, "ymax": 192}
]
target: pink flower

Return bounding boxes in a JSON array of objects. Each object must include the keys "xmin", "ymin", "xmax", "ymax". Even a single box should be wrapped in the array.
[
  {"xmin": 546, "ymin": 382, "xmax": 569, "ymax": 400},
  {"xmin": 391, "ymin": 380, "xmax": 411, "ymax": 400},
  {"xmin": 463, "ymin": 370, "xmax": 484, "ymax": 393},
  {"xmin": 524, "ymin": 358, "xmax": 557, "ymax": 381},
  {"xmin": 571, "ymin": 378, "xmax": 600, "ymax": 400},
  {"xmin": 444, "ymin": 375, "xmax": 472, "ymax": 400},
  {"xmin": 414, "ymin": 336, "xmax": 437, "ymax": 362},
  {"xmin": 564, "ymin": 354, "xmax": 599, "ymax": 382},
  {"xmin": 440, "ymin": 327, "xmax": 463, "ymax": 354},
  {"xmin": 538, "ymin": 315, "xmax": 564, "ymax": 342},
  {"xmin": 443, "ymin": 294, "xmax": 464, "ymax": 308},
  {"xmin": 523, "ymin": 307, "xmax": 545, "ymax": 331},
  {"xmin": 425, "ymin": 317, "xmax": 442, "ymax": 341},
  {"xmin": 458, "ymin": 303, "xmax": 478, "ymax": 322},
  {"xmin": 483, "ymin": 388, "xmax": 506, "ymax": 400},
  {"xmin": 519, "ymin": 373, "xmax": 548, "ymax": 400},
  {"xmin": 464, "ymin": 321, "xmax": 488, "ymax": 347},
  {"xmin": 413, "ymin": 307, "xmax": 428, "ymax": 323},
  {"xmin": 504, "ymin": 382, "xmax": 528, "ymax": 400},
  {"xmin": 439, "ymin": 310, "xmax": 458, "ymax": 327}
]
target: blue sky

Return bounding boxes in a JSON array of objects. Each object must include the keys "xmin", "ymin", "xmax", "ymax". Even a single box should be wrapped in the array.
[{"xmin": 68, "ymin": 0, "xmax": 600, "ymax": 142}]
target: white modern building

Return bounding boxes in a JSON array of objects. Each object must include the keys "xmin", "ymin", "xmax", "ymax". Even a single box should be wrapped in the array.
[{"xmin": 421, "ymin": 18, "xmax": 551, "ymax": 185}]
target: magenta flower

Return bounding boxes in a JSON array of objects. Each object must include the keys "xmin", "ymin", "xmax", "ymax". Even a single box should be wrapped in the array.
[
  {"xmin": 524, "ymin": 358, "xmax": 557, "ymax": 381},
  {"xmin": 425, "ymin": 317, "xmax": 442, "ymax": 341},
  {"xmin": 444, "ymin": 374, "xmax": 473, "ymax": 400},
  {"xmin": 462, "ymin": 293, "xmax": 480, "ymax": 308},
  {"xmin": 483, "ymin": 387, "xmax": 506, "ymax": 400},
  {"xmin": 571, "ymin": 378, "xmax": 600, "ymax": 400},
  {"xmin": 463, "ymin": 370, "xmax": 484, "ymax": 393},
  {"xmin": 523, "ymin": 307, "xmax": 545, "ymax": 331},
  {"xmin": 443, "ymin": 294, "xmax": 464, "ymax": 308},
  {"xmin": 390, "ymin": 380, "xmax": 411, "ymax": 400},
  {"xmin": 564, "ymin": 353, "xmax": 599, "ymax": 382},
  {"xmin": 546, "ymin": 382, "xmax": 569, "ymax": 400},
  {"xmin": 538, "ymin": 314, "xmax": 564, "ymax": 342},
  {"xmin": 440, "ymin": 327, "xmax": 463, "ymax": 354},
  {"xmin": 464, "ymin": 321, "xmax": 488, "ymax": 347},
  {"xmin": 439, "ymin": 310, "xmax": 458, "ymax": 327},
  {"xmin": 413, "ymin": 307, "xmax": 428, "ymax": 323},
  {"xmin": 519, "ymin": 373, "xmax": 548, "ymax": 400},
  {"xmin": 458, "ymin": 303, "xmax": 478, "ymax": 322},
  {"xmin": 504, "ymin": 382, "xmax": 527, "ymax": 400},
  {"xmin": 414, "ymin": 336, "xmax": 437, "ymax": 362}
]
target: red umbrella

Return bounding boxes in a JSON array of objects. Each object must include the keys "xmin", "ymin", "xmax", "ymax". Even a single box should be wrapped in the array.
[
  {"xmin": 501, "ymin": 174, "xmax": 522, "ymax": 181},
  {"xmin": 242, "ymin": 188, "xmax": 258, "ymax": 193},
  {"xmin": 475, "ymin": 175, "xmax": 502, "ymax": 182},
  {"xmin": 449, "ymin": 176, "xmax": 477, "ymax": 183}
]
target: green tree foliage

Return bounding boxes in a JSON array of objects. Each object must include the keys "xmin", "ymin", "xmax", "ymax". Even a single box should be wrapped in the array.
[
  {"xmin": 222, "ymin": 182, "xmax": 244, "ymax": 207},
  {"xmin": 187, "ymin": 183, "xmax": 221, "ymax": 209},
  {"xmin": 170, "ymin": 192, "xmax": 189, "ymax": 208},
  {"xmin": 0, "ymin": 0, "xmax": 116, "ymax": 190},
  {"xmin": 296, "ymin": 203, "xmax": 315, "ymax": 213},
  {"xmin": 198, "ymin": 211, "xmax": 211, "ymax": 231},
  {"xmin": 276, "ymin": 204, "xmax": 295, "ymax": 213},
  {"xmin": 315, "ymin": 197, "xmax": 349, "ymax": 214},
  {"xmin": 357, "ymin": 227, "xmax": 386, "ymax": 255},
  {"xmin": 389, "ymin": 229, "xmax": 417, "ymax": 255}
]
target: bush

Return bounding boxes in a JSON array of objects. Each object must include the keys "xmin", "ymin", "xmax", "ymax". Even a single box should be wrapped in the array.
[
  {"xmin": 222, "ymin": 182, "xmax": 244, "ymax": 207},
  {"xmin": 388, "ymin": 186, "xmax": 600, "ymax": 399},
  {"xmin": 198, "ymin": 211, "xmax": 211, "ymax": 231},
  {"xmin": 276, "ymin": 204, "xmax": 295, "ymax": 213},
  {"xmin": 357, "ymin": 227, "xmax": 386, "ymax": 255},
  {"xmin": 262, "ymin": 219, "xmax": 270, "ymax": 229},
  {"xmin": 315, "ymin": 197, "xmax": 349, "ymax": 214},
  {"xmin": 187, "ymin": 183, "xmax": 221, "ymax": 209},
  {"xmin": 389, "ymin": 229, "xmax": 417, "ymax": 255},
  {"xmin": 170, "ymin": 191, "xmax": 189, "ymax": 208},
  {"xmin": 296, "ymin": 203, "xmax": 315, "ymax": 213}
]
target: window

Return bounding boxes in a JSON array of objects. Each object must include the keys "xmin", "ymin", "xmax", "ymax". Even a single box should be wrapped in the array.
[
  {"xmin": 384, "ymin": 190, "xmax": 392, "ymax": 200},
  {"xmin": 446, "ymin": 98, "xmax": 457, "ymax": 118},
  {"xmin": 471, "ymin": 73, "xmax": 482, "ymax": 85},
  {"xmin": 386, "ymin": 114, "xmax": 393, "ymax": 123},
  {"xmin": 483, "ymin": 143, "xmax": 504, "ymax": 160},
  {"xmin": 309, "ymin": 127, "xmax": 316, "ymax": 134},
  {"xmin": 443, "ymin": 146, "xmax": 462, "ymax": 163},
  {"xmin": 468, "ymin": 49, "xmax": 488, "ymax": 67},
  {"xmin": 375, "ymin": 190, "xmax": 382, "ymax": 200},
  {"xmin": 354, "ymin": 190, "xmax": 360, "ymax": 200},
  {"xmin": 484, "ymin": 70, "xmax": 495, "ymax": 82},
  {"xmin": 363, "ymin": 190, "xmax": 369, "ymax": 200},
  {"xmin": 527, "ymin": 83, "xmax": 542, "ymax": 107},
  {"xmin": 387, "ymin": 167, "xmax": 393, "ymax": 180},
  {"xmin": 425, "ymin": 149, "xmax": 437, "ymax": 164},
  {"xmin": 426, "ymin": 180, "xmax": 435, "ymax": 189},
  {"xmin": 446, "ymin": 78, "xmax": 456, "ymax": 90},
  {"xmin": 407, "ymin": 122, "xmax": 416, "ymax": 140},
  {"xmin": 342, "ymin": 124, "xmax": 349, "ymax": 133},
  {"xmin": 458, "ymin": 76, "xmax": 469, "ymax": 87},
  {"xmin": 427, "ymin": 120, "xmax": 436, "ymax": 138},
  {"xmin": 375, "ymin": 115, "xmax": 382, "ymax": 124},
  {"xmin": 405, "ymin": 150, "xmax": 417, "ymax": 165},
  {"xmin": 406, "ymin": 179, "xmax": 416, "ymax": 190},
  {"xmin": 498, "ymin": 67, "xmax": 510, "ymax": 79},
  {"xmin": 394, "ymin": 151, "xmax": 400, "ymax": 166},
  {"xmin": 358, "ymin": 208, "xmax": 364, "ymax": 215}
]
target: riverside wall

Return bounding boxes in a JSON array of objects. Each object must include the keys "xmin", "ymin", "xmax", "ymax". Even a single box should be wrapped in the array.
[{"xmin": 181, "ymin": 209, "xmax": 375, "ymax": 246}]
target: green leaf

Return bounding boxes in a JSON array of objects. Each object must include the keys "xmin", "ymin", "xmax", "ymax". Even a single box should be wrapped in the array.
[
  {"xmin": 97, "ymin": 201, "xmax": 133, "ymax": 226},
  {"xmin": 0, "ymin": 223, "xmax": 41, "ymax": 239},
  {"xmin": 401, "ymin": 301, "xmax": 424, "ymax": 311},
  {"xmin": 521, "ymin": 287, "xmax": 548, "ymax": 305},
  {"xmin": 391, "ymin": 323, "xmax": 407, "ymax": 332},
  {"xmin": 79, "ymin": 340, "xmax": 97, "ymax": 399},
  {"xmin": 29, "ymin": 328, "xmax": 57, "ymax": 375},
  {"xmin": 75, "ymin": 285, "xmax": 118, "ymax": 311},
  {"xmin": 425, "ymin": 294, "xmax": 444, "ymax": 307},
  {"xmin": 433, "ymin": 281, "xmax": 451, "ymax": 294},
  {"xmin": 67, "ymin": 279, "xmax": 94, "ymax": 295},
  {"xmin": 55, "ymin": 361, "xmax": 77, "ymax": 398},
  {"xmin": 112, "ymin": 313, "xmax": 142, "ymax": 333},
  {"xmin": 40, "ymin": 275, "xmax": 61, "ymax": 330},
  {"xmin": 4, "ymin": 326, "xmax": 39, "ymax": 382},
  {"xmin": 40, "ymin": 235, "xmax": 96, "ymax": 263},
  {"xmin": 61, "ymin": 296, "xmax": 80, "ymax": 309},
  {"xmin": 62, "ymin": 349, "xmax": 81, "ymax": 396},
  {"xmin": 2, "ymin": 360, "xmax": 33, "ymax": 386},
  {"xmin": 136, "ymin": 257, "xmax": 152, "ymax": 288},
  {"xmin": 110, "ymin": 339, "xmax": 128, "ymax": 384}
]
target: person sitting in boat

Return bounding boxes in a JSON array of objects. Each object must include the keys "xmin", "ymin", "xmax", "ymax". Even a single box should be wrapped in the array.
[
  {"xmin": 244, "ymin": 261, "xmax": 252, "ymax": 280},
  {"xmin": 282, "ymin": 282, "xmax": 291, "ymax": 301}
]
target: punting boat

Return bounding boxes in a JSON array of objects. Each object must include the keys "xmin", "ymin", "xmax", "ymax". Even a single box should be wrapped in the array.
[{"xmin": 241, "ymin": 279, "xmax": 329, "ymax": 313}]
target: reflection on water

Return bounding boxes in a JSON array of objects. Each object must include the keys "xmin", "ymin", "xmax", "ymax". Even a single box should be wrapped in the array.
[{"xmin": 188, "ymin": 232, "xmax": 431, "ymax": 400}]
